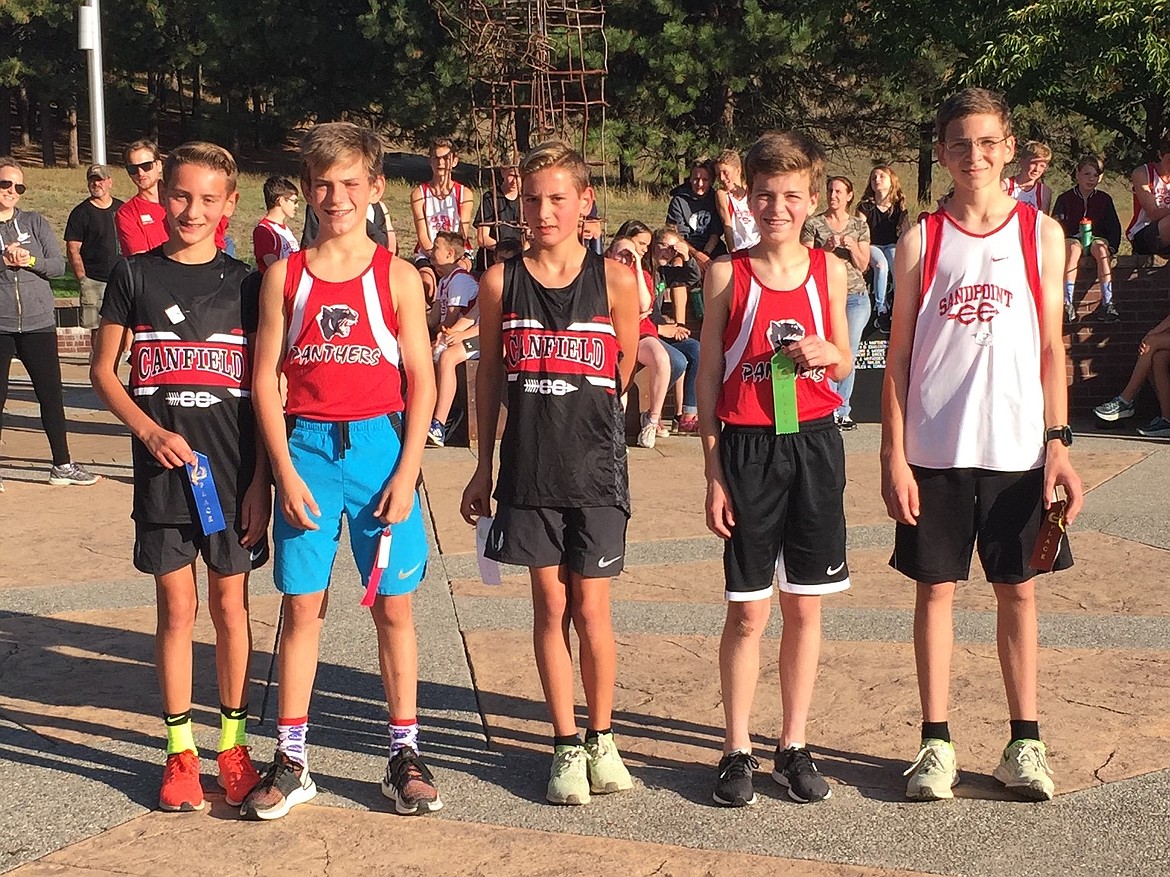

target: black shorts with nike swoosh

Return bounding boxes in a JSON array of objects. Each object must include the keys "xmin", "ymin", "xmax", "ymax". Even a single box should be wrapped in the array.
[
  {"xmin": 485, "ymin": 505, "xmax": 629, "ymax": 578},
  {"xmin": 134, "ymin": 521, "xmax": 270, "ymax": 577},
  {"xmin": 720, "ymin": 418, "xmax": 850, "ymax": 601}
]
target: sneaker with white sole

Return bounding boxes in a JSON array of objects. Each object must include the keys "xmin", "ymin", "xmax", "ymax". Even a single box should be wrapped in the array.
[
  {"xmin": 426, "ymin": 419, "xmax": 446, "ymax": 447},
  {"xmin": 240, "ymin": 751, "xmax": 317, "ymax": 820},
  {"xmin": 712, "ymin": 749, "xmax": 758, "ymax": 807},
  {"xmin": 904, "ymin": 738, "xmax": 959, "ymax": 800},
  {"xmin": 637, "ymin": 413, "xmax": 658, "ymax": 449},
  {"xmin": 48, "ymin": 462, "xmax": 99, "ymax": 486},
  {"xmin": 1138, "ymin": 416, "xmax": 1170, "ymax": 438},
  {"xmin": 381, "ymin": 747, "xmax": 443, "ymax": 814},
  {"xmin": 993, "ymin": 739, "xmax": 1054, "ymax": 801},
  {"xmin": 547, "ymin": 744, "xmax": 590, "ymax": 805},
  {"xmin": 772, "ymin": 745, "xmax": 831, "ymax": 803},
  {"xmin": 585, "ymin": 732, "xmax": 633, "ymax": 794},
  {"xmin": 1093, "ymin": 396, "xmax": 1135, "ymax": 422}
]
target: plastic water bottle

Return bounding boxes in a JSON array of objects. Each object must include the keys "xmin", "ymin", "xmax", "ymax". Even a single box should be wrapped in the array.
[
  {"xmin": 432, "ymin": 338, "xmax": 448, "ymax": 362},
  {"xmin": 1079, "ymin": 219, "xmax": 1093, "ymax": 248}
]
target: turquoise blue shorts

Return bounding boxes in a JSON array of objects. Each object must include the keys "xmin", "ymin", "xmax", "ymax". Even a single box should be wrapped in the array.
[{"xmin": 273, "ymin": 414, "xmax": 428, "ymax": 597}]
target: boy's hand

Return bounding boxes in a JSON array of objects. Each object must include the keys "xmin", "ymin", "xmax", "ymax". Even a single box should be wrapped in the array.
[
  {"xmin": 142, "ymin": 426, "xmax": 197, "ymax": 469},
  {"xmin": 460, "ymin": 467, "xmax": 493, "ymax": 525},
  {"xmin": 238, "ymin": 478, "xmax": 272, "ymax": 548},
  {"xmin": 376, "ymin": 470, "xmax": 417, "ymax": 525},
  {"xmin": 277, "ymin": 471, "xmax": 321, "ymax": 530},
  {"xmin": 705, "ymin": 476, "xmax": 736, "ymax": 539},
  {"xmin": 784, "ymin": 336, "xmax": 840, "ymax": 370},
  {"xmin": 1044, "ymin": 445, "xmax": 1084, "ymax": 526},
  {"xmin": 881, "ymin": 457, "xmax": 919, "ymax": 525}
]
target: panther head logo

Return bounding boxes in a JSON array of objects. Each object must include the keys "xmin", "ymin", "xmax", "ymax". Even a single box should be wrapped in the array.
[
  {"xmin": 317, "ymin": 304, "xmax": 359, "ymax": 342},
  {"xmin": 767, "ymin": 319, "xmax": 805, "ymax": 352}
]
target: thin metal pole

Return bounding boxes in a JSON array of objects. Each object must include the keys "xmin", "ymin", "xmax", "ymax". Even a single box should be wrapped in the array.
[{"xmin": 84, "ymin": 0, "xmax": 107, "ymax": 164}]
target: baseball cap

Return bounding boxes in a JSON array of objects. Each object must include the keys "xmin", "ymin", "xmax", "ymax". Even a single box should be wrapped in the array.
[{"xmin": 85, "ymin": 164, "xmax": 113, "ymax": 180}]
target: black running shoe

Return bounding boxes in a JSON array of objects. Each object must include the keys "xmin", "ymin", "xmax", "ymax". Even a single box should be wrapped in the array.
[
  {"xmin": 772, "ymin": 746, "xmax": 830, "ymax": 803},
  {"xmin": 713, "ymin": 750, "xmax": 758, "ymax": 807},
  {"xmin": 381, "ymin": 747, "xmax": 443, "ymax": 815}
]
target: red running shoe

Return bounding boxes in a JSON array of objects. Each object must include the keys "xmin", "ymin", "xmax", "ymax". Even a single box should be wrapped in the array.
[
  {"xmin": 217, "ymin": 745, "xmax": 262, "ymax": 806},
  {"xmin": 159, "ymin": 750, "xmax": 205, "ymax": 812}
]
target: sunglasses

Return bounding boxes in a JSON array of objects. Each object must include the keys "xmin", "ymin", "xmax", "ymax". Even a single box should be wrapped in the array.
[
  {"xmin": 126, "ymin": 160, "xmax": 157, "ymax": 175},
  {"xmin": 0, "ymin": 180, "xmax": 26, "ymax": 195}
]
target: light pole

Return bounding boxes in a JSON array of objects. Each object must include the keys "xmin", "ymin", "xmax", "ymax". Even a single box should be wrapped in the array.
[{"xmin": 77, "ymin": 0, "xmax": 107, "ymax": 164}]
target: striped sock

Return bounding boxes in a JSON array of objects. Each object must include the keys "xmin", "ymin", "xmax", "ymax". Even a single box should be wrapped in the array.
[
  {"xmin": 1064, "ymin": 281, "xmax": 1075, "ymax": 305},
  {"xmin": 1101, "ymin": 280, "xmax": 1113, "ymax": 305},
  {"xmin": 277, "ymin": 716, "xmax": 308, "ymax": 768},
  {"xmin": 164, "ymin": 711, "xmax": 197, "ymax": 756},
  {"xmin": 389, "ymin": 718, "xmax": 419, "ymax": 756},
  {"xmin": 218, "ymin": 704, "xmax": 248, "ymax": 752}
]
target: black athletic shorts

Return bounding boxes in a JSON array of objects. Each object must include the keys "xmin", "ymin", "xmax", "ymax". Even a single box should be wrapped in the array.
[
  {"xmin": 134, "ymin": 521, "xmax": 270, "ymax": 577},
  {"xmin": 720, "ymin": 416, "xmax": 850, "ymax": 601},
  {"xmin": 1131, "ymin": 223, "xmax": 1170, "ymax": 257},
  {"xmin": 890, "ymin": 466, "xmax": 1073, "ymax": 585},
  {"xmin": 486, "ymin": 504, "xmax": 629, "ymax": 578}
]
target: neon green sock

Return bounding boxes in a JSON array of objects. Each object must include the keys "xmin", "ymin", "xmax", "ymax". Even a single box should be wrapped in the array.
[
  {"xmin": 218, "ymin": 705, "xmax": 248, "ymax": 751},
  {"xmin": 164, "ymin": 712, "xmax": 197, "ymax": 756}
]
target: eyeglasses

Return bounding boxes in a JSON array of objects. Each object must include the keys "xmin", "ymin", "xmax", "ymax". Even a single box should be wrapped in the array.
[
  {"xmin": 0, "ymin": 180, "xmax": 26, "ymax": 195},
  {"xmin": 943, "ymin": 136, "xmax": 1010, "ymax": 156},
  {"xmin": 282, "ymin": 196, "xmax": 299, "ymax": 205},
  {"xmin": 125, "ymin": 160, "xmax": 157, "ymax": 176}
]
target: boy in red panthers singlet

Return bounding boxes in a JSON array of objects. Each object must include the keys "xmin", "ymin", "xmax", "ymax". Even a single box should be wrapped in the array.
[
  {"xmin": 882, "ymin": 88, "xmax": 1083, "ymax": 802},
  {"xmin": 91, "ymin": 143, "xmax": 270, "ymax": 814},
  {"xmin": 461, "ymin": 141, "xmax": 640, "ymax": 806},
  {"xmin": 246, "ymin": 123, "xmax": 441, "ymax": 820},
  {"xmin": 698, "ymin": 131, "xmax": 852, "ymax": 808}
]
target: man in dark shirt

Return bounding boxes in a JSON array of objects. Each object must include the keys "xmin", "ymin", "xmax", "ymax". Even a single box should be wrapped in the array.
[
  {"xmin": 474, "ymin": 164, "xmax": 522, "ymax": 271},
  {"xmin": 64, "ymin": 164, "xmax": 124, "ymax": 330}
]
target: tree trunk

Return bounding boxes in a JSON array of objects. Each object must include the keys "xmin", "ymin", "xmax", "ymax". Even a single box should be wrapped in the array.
[
  {"xmin": 515, "ymin": 105, "xmax": 532, "ymax": 155},
  {"xmin": 18, "ymin": 86, "xmax": 31, "ymax": 148},
  {"xmin": 40, "ymin": 99, "xmax": 57, "ymax": 167},
  {"xmin": 916, "ymin": 120, "xmax": 933, "ymax": 205},
  {"xmin": 1145, "ymin": 95, "xmax": 1165, "ymax": 154},
  {"xmin": 0, "ymin": 87, "xmax": 11, "ymax": 155},
  {"xmin": 146, "ymin": 70, "xmax": 160, "ymax": 141},
  {"xmin": 67, "ymin": 102, "xmax": 79, "ymax": 167},
  {"xmin": 176, "ymin": 67, "xmax": 188, "ymax": 141},
  {"xmin": 191, "ymin": 63, "xmax": 202, "ymax": 137},
  {"xmin": 618, "ymin": 154, "xmax": 635, "ymax": 187},
  {"xmin": 251, "ymin": 87, "xmax": 262, "ymax": 149}
]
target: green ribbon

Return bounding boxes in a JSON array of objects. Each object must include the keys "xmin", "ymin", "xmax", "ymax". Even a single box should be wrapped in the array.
[{"xmin": 771, "ymin": 349, "xmax": 799, "ymax": 435}]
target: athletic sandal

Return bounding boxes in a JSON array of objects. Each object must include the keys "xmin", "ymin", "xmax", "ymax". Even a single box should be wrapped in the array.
[
  {"xmin": 159, "ymin": 750, "xmax": 205, "ymax": 812},
  {"xmin": 904, "ymin": 739, "xmax": 959, "ymax": 801},
  {"xmin": 772, "ymin": 746, "xmax": 830, "ymax": 803},
  {"xmin": 381, "ymin": 748, "xmax": 443, "ymax": 815},
  {"xmin": 547, "ymin": 745, "xmax": 590, "ymax": 805},
  {"xmin": 585, "ymin": 732, "xmax": 633, "ymax": 794},
  {"xmin": 240, "ymin": 751, "xmax": 317, "ymax": 820},
  {"xmin": 217, "ymin": 745, "xmax": 262, "ymax": 807},
  {"xmin": 992, "ymin": 739, "xmax": 1054, "ymax": 801}
]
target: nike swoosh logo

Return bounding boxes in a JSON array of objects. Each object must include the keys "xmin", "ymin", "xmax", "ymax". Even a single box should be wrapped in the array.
[
  {"xmin": 598, "ymin": 555, "xmax": 622, "ymax": 569},
  {"xmin": 398, "ymin": 561, "xmax": 423, "ymax": 580},
  {"xmin": 249, "ymin": 545, "xmax": 264, "ymax": 561},
  {"xmin": 826, "ymin": 562, "xmax": 845, "ymax": 575},
  {"xmin": 990, "ymin": 255, "xmax": 1009, "ymax": 262},
  {"xmin": 492, "ymin": 532, "xmax": 504, "ymax": 551}
]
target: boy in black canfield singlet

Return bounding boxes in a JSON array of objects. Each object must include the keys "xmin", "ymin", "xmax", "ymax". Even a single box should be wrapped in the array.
[
  {"xmin": 461, "ymin": 141, "xmax": 640, "ymax": 806},
  {"xmin": 91, "ymin": 143, "xmax": 270, "ymax": 814}
]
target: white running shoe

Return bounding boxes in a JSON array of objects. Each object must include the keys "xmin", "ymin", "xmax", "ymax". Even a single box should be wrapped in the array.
[{"xmin": 904, "ymin": 738, "xmax": 959, "ymax": 800}]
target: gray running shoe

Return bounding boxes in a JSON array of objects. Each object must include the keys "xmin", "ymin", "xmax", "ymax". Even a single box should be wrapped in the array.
[
  {"xmin": 1093, "ymin": 396, "xmax": 1135, "ymax": 422},
  {"xmin": 993, "ymin": 739, "xmax": 1054, "ymax": 801},
  {"xmin": 48, "ymin": 462, "xmax": 100, "ymax": 486}
]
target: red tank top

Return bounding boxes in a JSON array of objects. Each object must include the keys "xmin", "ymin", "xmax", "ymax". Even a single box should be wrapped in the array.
[
  {"xmin": 282, "ymin": 247, "xmax": 404, "ymax": 420},
  {"xmin": 715, "ymin": 248, "xmax": 842, "ymax": 426}
]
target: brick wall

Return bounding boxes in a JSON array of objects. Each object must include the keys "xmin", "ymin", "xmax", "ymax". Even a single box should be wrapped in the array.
[
  {"xmin": 54, "ymin": 297, "xmax": 92, "ymax": 355},
  {"xmin": 1067, "ymin": 255, "xmax": 1169, "ymax": 423}
]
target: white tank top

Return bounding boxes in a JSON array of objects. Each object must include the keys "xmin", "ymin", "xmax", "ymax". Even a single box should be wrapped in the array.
[
  {"xmin": 1005, "ymin": 178, "xmax": 1044, "ymax": 210},
  {"xmin": 416, "ymin": 181, "xmax": 466, "ymax": 253},
  {"xmin": 726, "ymin": 192, "xmax": 760, "ymax": 251},
  {"xmin": 1126, "ymin": 162, "xmax": 1170, "ymax": 240},
  {"xmin": 258, "ymin": 217, "xmax": 299, "ymax": 261},
  {"xmin": 905, "ymin": 204, "xmax": 1045, "ymax": 472}
]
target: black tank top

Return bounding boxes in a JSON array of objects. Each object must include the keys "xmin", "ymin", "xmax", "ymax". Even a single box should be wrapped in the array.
[{"xmin": 495, "ymin": 251, "xmax": 629, "ymax": 512}]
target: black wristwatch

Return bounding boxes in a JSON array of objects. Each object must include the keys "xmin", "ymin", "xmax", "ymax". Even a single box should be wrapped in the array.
[{"xmin": 1045, "ymin": 425, "xmax": 1073, "ymax": 447}]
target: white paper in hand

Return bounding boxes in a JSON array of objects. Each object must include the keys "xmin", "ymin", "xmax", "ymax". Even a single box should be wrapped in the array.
[{"xmin": 476, "ymin": 516, "xmax": 502, "ymax": 586}]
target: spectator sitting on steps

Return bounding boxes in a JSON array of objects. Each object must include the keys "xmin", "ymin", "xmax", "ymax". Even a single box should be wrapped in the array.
[
  {"xmin": 1092, "ymin": 313, "xmax": 1170, "ymax": 438},
  {"xmin": 1052, "ymin": 155, "xmax": 1122, "ymax": 324}
]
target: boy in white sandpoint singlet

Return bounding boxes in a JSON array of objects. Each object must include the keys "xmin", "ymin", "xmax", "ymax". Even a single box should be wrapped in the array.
[{"xmin": 881, "ymin": 88, "xmax": 1084, "ymax": 803}]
